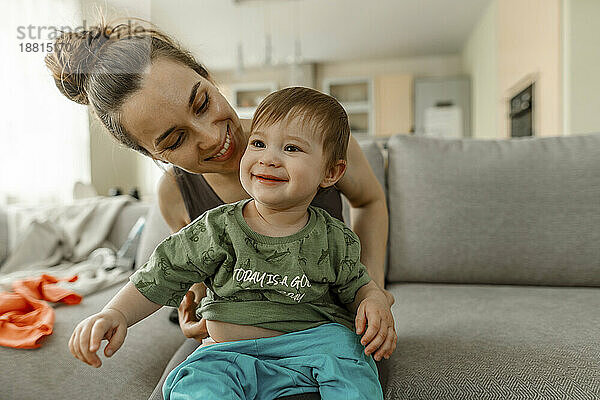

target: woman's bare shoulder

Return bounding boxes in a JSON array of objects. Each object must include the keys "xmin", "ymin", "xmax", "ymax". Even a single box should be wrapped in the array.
[{"xmin": 157, "ymin": 167, "xmax": 191, "ymax": 231}]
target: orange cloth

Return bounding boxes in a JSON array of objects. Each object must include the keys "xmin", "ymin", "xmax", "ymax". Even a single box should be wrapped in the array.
[{"xmin": 0, "ymin": 274, "xmax": 82, "ymax": 349}]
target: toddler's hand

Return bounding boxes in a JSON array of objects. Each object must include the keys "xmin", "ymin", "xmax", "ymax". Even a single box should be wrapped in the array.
[
  {"xmin": 68, "ymin": 308, "xmax": 128, "ymax": 368},
  {"xmin": 355, "ymin": 295, "xmax": 397, "ymax": 361}
]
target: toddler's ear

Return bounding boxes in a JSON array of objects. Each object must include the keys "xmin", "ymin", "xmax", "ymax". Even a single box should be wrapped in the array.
[{"xmin": 320, "ymin": 160, "xmax": 347, "ymax": 188}]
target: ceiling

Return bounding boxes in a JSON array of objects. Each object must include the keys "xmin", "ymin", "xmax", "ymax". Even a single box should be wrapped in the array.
[{"xmin": 105, "ymin": 0, "xmax": 492, "ymax": 71}]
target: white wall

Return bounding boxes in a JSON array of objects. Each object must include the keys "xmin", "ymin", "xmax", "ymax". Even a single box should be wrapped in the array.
[
  {"xmin": 462, "ymin": 0, "xmax": 498, "ymax": 139},
  {"xmin": 461, "ymin": 0, "xmax": 562, "ymax": 138},
  {"xmin": 497, "ymin": 0, "xmax": 562, "ymax": 137},
  {"xmin": 562, "ymin": 0, "xmax": 600, "ymax": 136}
]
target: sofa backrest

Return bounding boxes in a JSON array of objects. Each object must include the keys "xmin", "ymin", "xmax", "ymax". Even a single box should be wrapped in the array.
[{"xmin": 386, "ymin": 133, "xmax": 600, "ymax": 287}]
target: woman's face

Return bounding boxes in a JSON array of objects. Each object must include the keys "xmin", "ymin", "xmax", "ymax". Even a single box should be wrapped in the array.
[{"xmin": 121, "ymin": 59, "xmax": 248, "ymax": 174}]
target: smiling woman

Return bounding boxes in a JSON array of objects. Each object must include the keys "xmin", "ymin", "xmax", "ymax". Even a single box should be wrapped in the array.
[{"xmin": 45, "ymin": 18, "xmax": 391, "ymax": 400}]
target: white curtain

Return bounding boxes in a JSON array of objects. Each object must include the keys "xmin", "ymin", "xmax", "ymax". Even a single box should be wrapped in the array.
[{"xmin": 0, "ymin": 0, "xmax": 90, "ymax": 205}]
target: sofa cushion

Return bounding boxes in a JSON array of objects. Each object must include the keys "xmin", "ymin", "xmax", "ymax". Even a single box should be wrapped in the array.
[
  {"xmin": 386, "ymin": 133, "xmax": 600, "ymax": 286},
  {"xmin": 0, "ymin": 282, "xmax": 185, "ymax": 400},
  {"xmin": 380, "ymin": 283, "xmax": 600, "ymax": 399}
]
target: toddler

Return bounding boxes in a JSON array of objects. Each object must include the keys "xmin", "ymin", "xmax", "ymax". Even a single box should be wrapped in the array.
[{"xmin": 69, "ymin": 87, "xmax": 395, "ymax": 399}]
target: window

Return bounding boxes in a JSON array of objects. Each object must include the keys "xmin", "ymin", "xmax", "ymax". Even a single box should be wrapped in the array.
[{"xmin": 0, "ymin": 0, "xmax": 90, "ymax": 205}]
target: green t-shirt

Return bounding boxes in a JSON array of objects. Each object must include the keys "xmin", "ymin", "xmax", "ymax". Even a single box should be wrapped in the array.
[{"xmin": 130, "ymin": 199, "xmax": 371, "ymax": 332}]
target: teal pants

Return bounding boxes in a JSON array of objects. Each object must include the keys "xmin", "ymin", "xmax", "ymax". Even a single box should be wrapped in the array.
[{"xmin": 163, "ymin": 323, "xmax": 383, "ymax": 400}]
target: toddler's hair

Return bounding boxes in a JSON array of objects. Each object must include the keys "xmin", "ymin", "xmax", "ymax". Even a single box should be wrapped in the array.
[{"xmin": 251, "ymin": 87, "xmax": 350, "ymax": 172}]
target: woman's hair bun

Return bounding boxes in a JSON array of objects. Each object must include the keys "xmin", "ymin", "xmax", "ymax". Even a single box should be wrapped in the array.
[{"xmin": 45, "ymin": 25, "xmax": 112, "ymax": 105}]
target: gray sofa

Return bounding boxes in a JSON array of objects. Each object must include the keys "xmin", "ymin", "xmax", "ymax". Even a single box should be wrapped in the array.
[
  {"xmin": 378, "ymin": 134, "xmax": 600, "ymax": 399},
  {"xmin": 1, "ymin": 133, "xmax": 599, "ymax": 399}
]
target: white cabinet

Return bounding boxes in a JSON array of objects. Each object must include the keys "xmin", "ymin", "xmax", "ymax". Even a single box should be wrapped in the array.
[
  {"xmin": 414, "ymin": 77, "xmax": 471, "ymax": 137},
  {"xmin": 231, "ymin": 82, "xmax": 278, "ymax": 119},
  {"xmin": 323, "ymin": 77, "xmax": 374, "ymax": 137}
]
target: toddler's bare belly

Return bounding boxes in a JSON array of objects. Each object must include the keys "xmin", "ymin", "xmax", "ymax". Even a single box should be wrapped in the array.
[{"xmin": 205, "ymin": 320, "xmax": 285, "ymax": 344}]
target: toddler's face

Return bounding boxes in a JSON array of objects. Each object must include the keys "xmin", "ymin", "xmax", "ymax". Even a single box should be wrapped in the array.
[{"xmin": 240, "ymin": 116, "xmax": 329, "ymax": 210}]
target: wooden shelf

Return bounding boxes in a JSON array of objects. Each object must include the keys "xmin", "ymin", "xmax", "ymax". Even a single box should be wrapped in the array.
[{"xmin": 323, "ymin": 77, "xmax": 374, "ymax": 136}]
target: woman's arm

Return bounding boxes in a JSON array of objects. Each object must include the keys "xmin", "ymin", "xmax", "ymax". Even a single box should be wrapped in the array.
[
  {"xmin": 336, "ymin": 138, "xmax": 396, "ymax": 360},
  {"xmin": 336, "ymin": 136, "xmax": 389, "ymax": 290}
]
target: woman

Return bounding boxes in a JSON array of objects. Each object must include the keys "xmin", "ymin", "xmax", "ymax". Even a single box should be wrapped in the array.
[{"xmin": 46, "ymin": 21, "xmax": 394, "ymax": 399}]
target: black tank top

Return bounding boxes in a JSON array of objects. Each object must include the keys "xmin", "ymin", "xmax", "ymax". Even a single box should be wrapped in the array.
[{"xmin": 173, "ymin": 166, "xmax": 344, "ymax": 223}]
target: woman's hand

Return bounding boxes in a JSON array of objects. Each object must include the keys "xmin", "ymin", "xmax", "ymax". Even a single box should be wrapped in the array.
[
  {"xmin": 68, "ymin": 308, "xmax": 128, "ymax": 368},
  {"xmin": 178, "ymin": 287, "xmax": 209, "ymax": 342}
]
